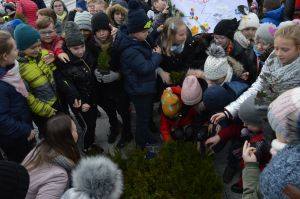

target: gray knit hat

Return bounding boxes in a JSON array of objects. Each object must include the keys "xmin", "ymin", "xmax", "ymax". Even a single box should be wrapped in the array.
[
  {"xmin": 255, "ymin": 23, "xmax": 277, "ymax": 45},
  {"xmin": 63, "ymin": 21, "xmax": 85, "ymax": 47},
  {"xmin": 204, "ymin": 43, "xmax": 231, "ymax": 80},
  {"xmin": 74, "ymin": 11, "xmax": 92, "ymax": 32},
  {"xmin": 239, "ymin": 95, "xmax": 263, "ymax": 127},
  {"xmin": 61, "ymin": 156, "xmax": 123, "ymax": 199},
  {"xmin": 268, "ymin": 87, "xmax": 300, "ymax": 144}
]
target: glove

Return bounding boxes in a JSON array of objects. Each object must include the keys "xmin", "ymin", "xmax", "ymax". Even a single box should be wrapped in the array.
[
  {"xmin": 94, "ymin": 69, "xmax": 103, "ymax": 83},
  {"xmin": 102, "ymin": 70, "xmax": 120, "ymax": 83}
]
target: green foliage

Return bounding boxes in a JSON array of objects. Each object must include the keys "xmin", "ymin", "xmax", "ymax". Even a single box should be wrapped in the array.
[
  {"xmin": 169, "ymin": 71, "xmax": 185, "ymax": 85},
  {"xmin": 97, "ymin": 47, "xmax": 111, "ymax": 73},
  {"xmin": 114, "ymin": 142, "xmax": 223, "ymax": 199}
]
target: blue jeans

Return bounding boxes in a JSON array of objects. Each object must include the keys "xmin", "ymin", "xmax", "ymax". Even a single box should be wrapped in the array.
[{"xmin": 130, "ymin": 94, "xmax": 154, "ymax": 149}]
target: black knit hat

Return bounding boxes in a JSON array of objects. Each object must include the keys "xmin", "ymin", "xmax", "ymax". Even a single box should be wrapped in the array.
[
  {"xmin": 214, "ymin": 18, "xmax": 238, "ymax": 41},
  {"xmin": 0, "ymin": 161, "xmax": 29, "ymax": 199},
  {"xmin": 127, "ymin": 0, "xmax": 151, "ymax": 33},
  {"xmin": 91, "ymin": 12, "xmax": 111, "ymax": 33},
  {"xmin": 63, "ymin": 21, "xmax": 85, "ymax": 47}
]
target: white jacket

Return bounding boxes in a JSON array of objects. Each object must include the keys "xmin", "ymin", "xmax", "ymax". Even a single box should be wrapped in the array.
[{"xmin": 226, "ymin": 51, "xmax": 300, "ymax": 118}]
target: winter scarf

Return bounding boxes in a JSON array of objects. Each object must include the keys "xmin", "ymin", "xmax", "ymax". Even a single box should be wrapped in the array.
[
  {"xmin": 0, "ymin": 60, "xmax": 28, "ymax": 97},
  {"xmin": 57, "ymin": 11, "xmax": 67, "ymax": 23},
  {"xmin": 234, "ymin": 31, "xmax": 251, "ymax": 49},
  {"xmin": 256, "ymin": 52, "xmax": 300, "ymax": 107},
  {"xmin": 51, "ymin": 154, "xmax": 75, "ymax": 188},
  {"xmin": 171, "ymin": 43, "xmax": 185, "ymax": 54}
]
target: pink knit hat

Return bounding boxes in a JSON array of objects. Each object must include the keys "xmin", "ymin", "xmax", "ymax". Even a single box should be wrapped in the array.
[{"xmin": 181, "ymin": 75, "xmax": 202, "ymax": 106}]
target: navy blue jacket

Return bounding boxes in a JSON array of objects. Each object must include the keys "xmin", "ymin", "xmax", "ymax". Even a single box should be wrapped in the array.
[
  {"xmin": 114, "ymin": 26, "xmax": 162, "ymax": 96},
  {"xmin": 0, "ymin": 66, "xmax": 32, "ymax": 146}
]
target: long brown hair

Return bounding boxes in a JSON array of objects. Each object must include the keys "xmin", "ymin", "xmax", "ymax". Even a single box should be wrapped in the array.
[
  {"xmin": 24, "ymin": 114, "xmax": 80, "ymax": 171},
  {"xmin": 0, "ymin": 31, "xmax": 13, "ymax": 61}
]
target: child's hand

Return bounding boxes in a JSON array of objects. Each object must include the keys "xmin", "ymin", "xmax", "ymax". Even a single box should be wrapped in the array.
[
  {"xmin": 153, "ymin": 46, "xmax": 161, "ymax": 54},
  {"xmin": 157, "ymin": 25, "xmax": 164, "ymax": 32},
  {"xmin": 205, "ymin": 134, "xmax": 221, "ymax": 149},
  {"xmin": 43, "ymin": 53, "xmax": 55, "ymax": 64},
  {"xmin": 242, "ymin": 140, "xmax": 257, "ymax": 163},
  {"xmin": 210, "ymin": 112, "xmax": 226, "ymax": 124},
  {"xmin": 73, "ymin": 99, "xmax": 82, "ymax": 108},
  {"xmin": 240, "ymin": 72, "xmax": 249, "ymax": 81},
  {"xmin": 159, "ymin": 71, "xmax": 172, "ymax": 85},
  {"xmin": 27, "ymin": 130, "xmax": 36, "ymax": 141},
  {"xmin": 81, "ymin": 103, "xmax": 91, "ymax": 112},
  {"xmin": 187, "ymin": 69, "xmax": 205, "ymax": 79},
  {"xmin": 162, "ymin": 6, "xmax": 169, "ymax": 14},
  {"xmin": 110, "ymin": 24, "xmax": 118, "ymax": 41},
  {"xmin": 58, "ymin": 52, "xmax": 70, "ymax": 63}
]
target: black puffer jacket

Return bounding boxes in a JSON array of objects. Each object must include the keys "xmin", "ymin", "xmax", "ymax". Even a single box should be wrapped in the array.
[{"xmin": 55, "ymin": 46, "xmax": 97, "ymax": 105}]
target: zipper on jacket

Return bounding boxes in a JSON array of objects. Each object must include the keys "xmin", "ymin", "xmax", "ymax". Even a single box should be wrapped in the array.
[{"xmin": 81, "ymin": 58, "xmax": 91, "ymax": 73}]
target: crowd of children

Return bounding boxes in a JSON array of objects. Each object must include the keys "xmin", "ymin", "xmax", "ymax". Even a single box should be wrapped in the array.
[{"xmin": 0, "ymin": 0, "xmax": 300, "ymax": 198}]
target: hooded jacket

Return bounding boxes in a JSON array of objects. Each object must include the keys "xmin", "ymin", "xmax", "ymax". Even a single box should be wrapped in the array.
[
  {"xmin": 261, "ymin": 5, "xmax": 285, "ymax": 26},
  {"xmin": 113, "ymin": 26, "xmax": 162, "ymax": 96},
  {"xmin": 61, "ymin": 156, "xmax": 123, "ymax": 199}
]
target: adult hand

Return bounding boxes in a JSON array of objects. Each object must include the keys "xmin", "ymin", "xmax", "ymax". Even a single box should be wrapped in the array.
[
  {"xmin": 242, "ymin": 140, "xmax": 257, "ymax": 163},
  {"xmin": 283, "ymin": 184, "xmax": 300, "ymax": 199},
  {"xmin": 94, "ymin": 69, "xmax": 103, "ymax": 83},
  {"xmin": 210, "ymin": 112, "xmax": 226, "ymax": 124},
  {"xmin": 57, "ymin": 52, "xmax": 70, "ymax": 63},
  {"xmin": 102, "ymin": 70, "xmax": 120, "ymax": 83},
  {"xmin": 73, "ymin": 99, "xmax": 82, "ymax": 108},
  {"xmin": 205, "ymin": 134, "xmax": 221, "ymax": 149},
  {"xmin": 81, "ymin": 103, "xmax": 91, "ymax": 112},
  {"xmin": 43, "ymin": 53, "xmax": 55, "ymax": 64},
  {"xmin": 27, "ymin": 130, "xmax": 36, "ymax": 141},
  {"xmin": 159, "ymin": 71, "xmax": 172, "ymax": 85},
  {"xmin": 153, "ymin": 46, "xmax": 161, "ymax": 54}
]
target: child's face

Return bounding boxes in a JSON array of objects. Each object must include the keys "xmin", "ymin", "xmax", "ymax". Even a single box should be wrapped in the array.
[
  {"xmin": 255, "ymin": 40, "xmax": 272, "ymax": 54},
  {"xmin": 214, "ymin": 34, "xmax": 230, "ymax": 49},
  {"xmin": 274, "ymin": 36, "xmax": 300, "ymax": 65},
  {"xmin": 95, "ymin": 3, "xmax": 106, "ymax": 13},
  {"xmin": 241, "ymin": 27, "xmax": 257, "ymax": 41},
  {"xmin": 174, "ymin": 25, "xmax": 187, "ymax": 45},
  {"xmin": 244, "ymin": 123, "xmax": 261, "ymax": 133},
  {"xmin": 69, "ymin": 44, "xmax": 86, "ymax": 58},
  {"xmin": 113, "ymin": 11, "xmax": 124, "ymax": 25},
  {"xmin": 23, "ymin": 41, "xmax": 41, "ymax": 58},
  {"xmin": 95, "ymin": 29, "xmax": 110, "ymax": 42},
  {"xmin": 53, "ymin": 1, "xmax": 64, "ymax": 16},
  {"xmin": 1, "ymin": 38, "xmax": 18, "ymax": 66},
  {"xmin": 87, "ymin": 3, "xmax": 96, "ymax": 15},
  {"xmin": 80, "ymin": 29, "xmax": 92, "ymax": 41},
  {"xmin": 153, "ymin": 0, "xmax": 167, "ymax": 12},
  {"xmin": 39, "ymin": 23, "xmax": 56, "ymax": 43},
  {"xmin": 131, "ymin": 30, "xmax": 149, "ymax": 41}
]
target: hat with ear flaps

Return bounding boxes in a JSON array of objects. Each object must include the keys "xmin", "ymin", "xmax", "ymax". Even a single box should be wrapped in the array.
[{"xmin": 63, "ymin": 21, "xmax": 85, "ymax": 47}]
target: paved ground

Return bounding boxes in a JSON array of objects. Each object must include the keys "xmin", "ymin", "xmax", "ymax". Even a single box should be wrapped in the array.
[{"xmin": 93, "ymin": 104, "xmax": 242, "ymax": 199}]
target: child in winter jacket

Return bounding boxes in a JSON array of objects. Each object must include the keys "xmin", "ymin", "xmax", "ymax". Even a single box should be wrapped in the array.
[
  {"xmin": 36, "ymin": 16, "xmax": 70, "ymax": 63},
  {"xmin": 54, "ymin": 21, "xmax": 98, "ymax": 152},
  {"xmin": 107, "ymin": 3, "xmax": 128, "ymax": 29},
  {"xmin": 113, "ymin": 0, "xmax": 162, "ymax": 148},
  {"xmin": 88, "ymin": 12, "xmax": 132, "ymax": 146},
  {"xmin": 147, "ymin": 0, "xmax": 168, "ymax": 29},
  {"xmin": 0, "ymin": 31, "xmax": 35, "ymax": 162},
  {"xmin": 14, "ymin": 24, "xmax": 63, "ymax": 136},
  {"xmin": 261, "ymin": 0, "xmax": 285, "ymax": 26},
  {"xmin": 160, "ymin": 76, "xmax": 202, "ymax": 142}
]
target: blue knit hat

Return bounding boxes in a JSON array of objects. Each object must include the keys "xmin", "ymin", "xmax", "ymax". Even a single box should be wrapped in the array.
[
  {"xmin": 127, "ymin": 0, "xmax": 151, "ymax": 33},
  {"xmin": 14, "ymin": 24, "xmax": 41, "ymax": 51}
]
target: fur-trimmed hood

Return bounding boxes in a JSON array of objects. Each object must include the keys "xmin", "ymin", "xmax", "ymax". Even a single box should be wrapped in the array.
[
  {"xmin": 61, "ymin": 156, "xmax": 123, "ymax": 199},
  {"xmin": 227, "ymin": 56, "xmax": 244, "ymax": 78},
  {"xmin": 106, "ymin": 4, "xmax": 128, "ymax": 27}
]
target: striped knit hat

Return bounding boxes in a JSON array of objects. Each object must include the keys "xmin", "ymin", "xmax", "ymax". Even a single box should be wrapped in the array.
[
  {"xmin": 74, "ymin": 11, "xmax": 92, "ymax": 31},
  {"xmin": 267, "ymin": 87, "xmax": 300, "ymax": 144}
]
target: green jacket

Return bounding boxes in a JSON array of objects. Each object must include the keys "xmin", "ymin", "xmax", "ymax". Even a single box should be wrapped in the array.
[
  {"xmin": 242, "ymin": 162, "xmax": 263, "ymax": 199},
  {"xmin": 18, "ymin": 49, "xmax": 57, "ymax": 118}
]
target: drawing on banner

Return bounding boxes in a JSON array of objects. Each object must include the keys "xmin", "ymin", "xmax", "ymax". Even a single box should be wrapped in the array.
[{"xmin": 169, "ymin": 0, "xmax": 248, "ymax": 35}]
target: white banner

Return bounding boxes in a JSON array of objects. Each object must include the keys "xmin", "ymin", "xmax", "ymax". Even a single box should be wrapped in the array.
[{"xmin": 170, "ymin": 0, "xmax": 248, "ymax": 35}]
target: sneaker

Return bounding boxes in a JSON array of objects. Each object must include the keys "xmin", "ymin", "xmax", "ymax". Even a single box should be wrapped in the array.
[
  {"xmin": 231, "ymin": 182, "xmax": 243, "ymax": 194},
  {"xmin": 223, "ymin": 166, "xmax": 236, "ymax": 184}
]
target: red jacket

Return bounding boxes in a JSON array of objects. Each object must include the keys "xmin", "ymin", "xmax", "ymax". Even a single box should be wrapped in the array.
[
  {"xmin": 16, "ymin": 0, "xmax": 38, "ymax": 28},
  {"xmin": 41, "ymin": 35, "xmax": 64, "ymax": 58},
  {"xmin": 160, "ymin": 86, "xmax": 198, "ymax": 142}
]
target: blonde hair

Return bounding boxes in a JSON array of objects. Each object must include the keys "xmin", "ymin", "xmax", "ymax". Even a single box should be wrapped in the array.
[
  {"xmin": 160, "ymin": 17, "xmax": 186, "ymax": 56},
  {"xmin": 0, "ymin": 31, "xmax": 13, "ymax": 61},
  {"xmin": 275, "ymin": 25, "xmax": 300, "ymax": 46}
]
